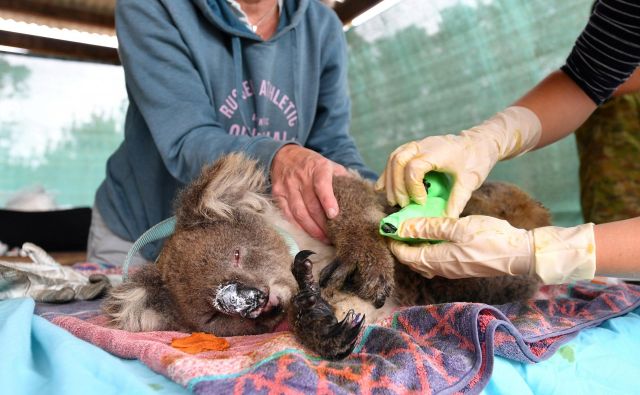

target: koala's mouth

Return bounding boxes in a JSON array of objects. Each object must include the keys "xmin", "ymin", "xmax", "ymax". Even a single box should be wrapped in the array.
[
  {"xmin": 213, "ymin": 283, "xmax": 283, "ymax": 320},
  {"xmin": 257, "ymin": 297, "xmax": 284, "ymax": 319}
]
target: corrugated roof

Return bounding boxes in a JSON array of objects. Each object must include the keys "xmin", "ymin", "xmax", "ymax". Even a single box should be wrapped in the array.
[
  {"xmin": 0, "ymin": 0, "xmax": 383, "ymax": 63},
  {"xmin": 0, "ymin": 0, "xmax": 115, "ymax": 35}
]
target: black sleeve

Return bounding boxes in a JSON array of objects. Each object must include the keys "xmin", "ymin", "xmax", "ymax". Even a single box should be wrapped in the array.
[{"xmin": 561, "ymin": 0, "xmax": 640, "ymax": 105}]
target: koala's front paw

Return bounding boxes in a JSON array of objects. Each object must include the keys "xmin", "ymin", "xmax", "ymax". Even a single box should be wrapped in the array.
[
  {"xmin": 319, "ymin": 237, "xmax": 395, "ymax": 308},
  {"xmin": 291, "ymin": 250, "xmax": 364, "ymax": 360}
]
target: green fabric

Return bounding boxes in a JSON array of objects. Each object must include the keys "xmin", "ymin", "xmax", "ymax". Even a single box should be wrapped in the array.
[{"xmin": 574, "ymin": 92, "xmax": 640, "ymax": 224}]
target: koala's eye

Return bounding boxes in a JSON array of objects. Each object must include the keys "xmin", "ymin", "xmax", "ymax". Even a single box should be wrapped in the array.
[{"xmin": 234, "ymin": 249, "xmax": 241, "ymax": 264}]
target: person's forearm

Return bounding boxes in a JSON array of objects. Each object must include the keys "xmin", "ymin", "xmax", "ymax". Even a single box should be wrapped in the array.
[
  {"xmin": 513, "ymin": 70, "xmax": 597, "ymax": 149},
  {"xmin": 594, "ymin": 217, "xmax": 640, "ymax": 279}
]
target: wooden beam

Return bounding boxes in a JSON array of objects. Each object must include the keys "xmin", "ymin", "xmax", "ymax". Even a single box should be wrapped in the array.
[
  {"xmin": 333, "ymin": 0, "xmax": 385, "ymax": 25},
  {"xmin": 0, "ymin": 30, "xmax": 120, "ymax": 64},
  {"xmin": 0, "ymin": 0, "xmax": 114, "ymax": 30}
]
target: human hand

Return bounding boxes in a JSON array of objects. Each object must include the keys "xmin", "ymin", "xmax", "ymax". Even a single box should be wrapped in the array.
[
  {"xmin": 389, "ymin": 215, "xmax": 596, "ymax": 285},
  {"xmin": 375, "ymin": 107, "xmax": 542, "ymax": 217},
  {"xmin": 271, "ymin": 145, "xmax": 350, "ymax": 243}
]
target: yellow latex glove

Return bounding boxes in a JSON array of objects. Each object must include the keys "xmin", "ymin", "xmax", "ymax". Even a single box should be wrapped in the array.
[
  {"xmin": 375, "ymin": 106, "xmax": 541, "ymax": 217},
  {"xmin": 389, "ymin": 216, "xmax": 597, "ymax": 285}
]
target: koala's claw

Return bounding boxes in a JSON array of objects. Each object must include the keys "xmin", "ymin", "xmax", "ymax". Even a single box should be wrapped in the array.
[
  {"xmin": 330, "ymin": 309, "xmax": 364, "ymax": 337},
  {"xmin": 372, "ymin": 275, "xmax": 392, "ymax": 308},
  {"xmin": 290, "ymin": 252, "xmax": 364, "ymax": 360},
  {"xmin": 318, "ymin": 258, "xmax": 342, "ymax": 289},
  {"xmin": 325, "ymin": 309, "xmax": 365, "ymax": 360},
  {"xmin": 292, "ymin": 250, "xmax": 316, "ymax": 290},
  {"xmin": 291, "ymin": 249, "xmax": 323, "ymax": 312}
]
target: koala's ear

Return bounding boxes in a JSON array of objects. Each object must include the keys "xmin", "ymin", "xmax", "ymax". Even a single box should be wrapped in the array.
[
  {"xmin": 102, "ymin": 268, "xmax": 172, "ymax": 332},
  {"xmin": 175, "ymin": 153, "xmax": 270, "ymax": 223}
]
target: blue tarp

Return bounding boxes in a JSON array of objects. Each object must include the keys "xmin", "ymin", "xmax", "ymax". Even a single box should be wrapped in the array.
[
  {"xmin": 0, "ymin": 298, "xmax": 187, "ymax": 395},
  {"xmin": 483, "ymin": 307, "xmax": 640, "ymax": 395}
]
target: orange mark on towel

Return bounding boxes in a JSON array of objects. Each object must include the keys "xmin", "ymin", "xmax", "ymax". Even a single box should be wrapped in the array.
[{"xmin": 171, "ymin": 332, "xmax": 230, "ymax": 354}]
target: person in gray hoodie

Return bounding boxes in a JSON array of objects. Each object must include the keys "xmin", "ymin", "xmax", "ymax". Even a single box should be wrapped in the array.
[{"xmin": 87, "ymin": 0, "xmax": 376, "ymax": 266}]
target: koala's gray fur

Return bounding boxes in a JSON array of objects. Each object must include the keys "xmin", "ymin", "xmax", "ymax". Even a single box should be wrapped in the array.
[{"xmin": 103, "ymin": 153, "xmax": 550, "ymax": 359}]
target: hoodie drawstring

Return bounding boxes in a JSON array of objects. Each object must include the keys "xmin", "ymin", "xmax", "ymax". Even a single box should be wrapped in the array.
[{"xmin": 291, "ymin": 27, "xmax": 303, "ymax": 141}]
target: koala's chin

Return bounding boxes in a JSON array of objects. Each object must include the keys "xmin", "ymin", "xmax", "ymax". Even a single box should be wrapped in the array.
[{"xmin": 103, "ymin": 153, "xmax": 549, "ymax": 360}]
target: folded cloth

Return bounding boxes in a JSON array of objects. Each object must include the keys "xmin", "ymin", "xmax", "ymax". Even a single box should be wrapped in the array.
[
  {"xmin": 483, "ymin": 306, "xmax": 640, "ymax": 395},
  {"xmin": 0, "ymin": 243, "xmax": 110, "ymax": 303}
]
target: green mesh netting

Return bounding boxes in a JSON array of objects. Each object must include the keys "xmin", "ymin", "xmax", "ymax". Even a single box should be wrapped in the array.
[{"xmin": 0, "ymin": 54, "xmax": 126, "ymax": 208}]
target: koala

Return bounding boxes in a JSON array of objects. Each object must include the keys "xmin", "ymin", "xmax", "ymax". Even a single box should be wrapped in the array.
[{"xmin": 103, "ymin": 153, "xmax": 550, "ymax": 360}]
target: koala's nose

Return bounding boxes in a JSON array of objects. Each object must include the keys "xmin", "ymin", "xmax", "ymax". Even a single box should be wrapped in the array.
[{"xmin": 214, "ymin": 283, "xmax": 268, "ymax": 318}]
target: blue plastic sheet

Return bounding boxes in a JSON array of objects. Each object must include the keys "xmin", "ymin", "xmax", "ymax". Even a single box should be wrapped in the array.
[
  {"xmin": 0, "ymin": 298, "xmax": 187, "ymax": 395},
  {"xmin": 483, "ymin": 307, "xmax": 640, "ymax": 395}
]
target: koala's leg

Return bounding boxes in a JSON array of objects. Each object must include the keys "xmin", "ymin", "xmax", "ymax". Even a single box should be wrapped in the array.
[
  {"xmin": 102, "ymin": 264, "xmax": 182, "ymax": 332},
  {"xmin": 417, "ymin": 275, "xmax": 540, "ymax": 305},
  {"xmin": 462, "ymin": 182, "xmax": 552, "ymax": 229},
  {"xmin": 323, "ymin": 175, "xmax": 395, "ymax": 308},
  {"xmin": 290, "ymin": 250, "xmax": 365, "ymax": 360}
]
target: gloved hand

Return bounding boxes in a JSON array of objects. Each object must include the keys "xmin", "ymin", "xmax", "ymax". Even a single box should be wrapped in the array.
[
  {"xmin": 375, "ymin": 106, "xmax": 542, "ymax": 217},
  {"xmin": 389, "ymin": 216, "xmax": 596, "ymax": 285}
]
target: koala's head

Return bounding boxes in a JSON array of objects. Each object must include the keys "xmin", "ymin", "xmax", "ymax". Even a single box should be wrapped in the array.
[{"xmin": 157, "ymin": 154, "xmax": 297, "ymax": 336}]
